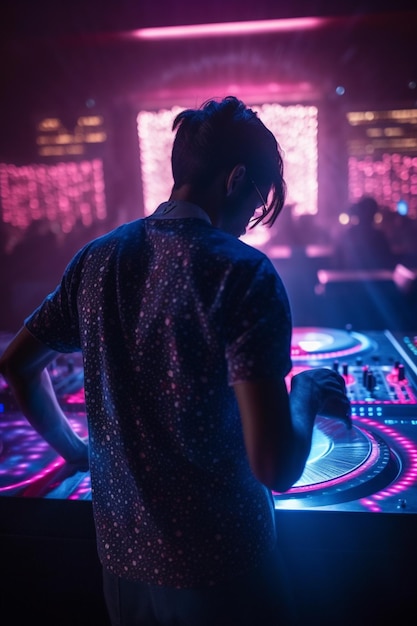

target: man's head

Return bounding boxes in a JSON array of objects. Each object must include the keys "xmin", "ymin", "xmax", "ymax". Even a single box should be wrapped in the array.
[
  {"xmin": 351, "ymin": 196, "xmax": 379, "ymax": 227},
  {"xmin": 171, "ymin": 96, "xmax": 286, "ymax": 236}
]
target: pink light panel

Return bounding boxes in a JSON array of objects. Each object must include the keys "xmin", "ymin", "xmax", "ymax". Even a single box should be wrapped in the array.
[
  {"xmin": 349, "ymin": 153, "xmax": 417, "ymax": 217},
  {"xmin": 129, "ymin": 16, "xmax": 332, "ymax": 41},
  {"xmin": 253, "ymin": 103, "xmax": 318, "ymax": 218},
  {"xmin": 136, "ymin": 106, "xmax": 184, "ymax": 217},
  {"xmin": 357, "ymin": 417, "xmax": 417, "ymax": 513},
  {"xmin": 0, "ymin": 159, "xmax": 107, "ymax": 233},
  {"xmin": 137, "ymin": 103, "xmax": 318, "ymax": 247},
  {"xmin": 0, "ymin": 413, "xmax": 89, "ymax": 499}
]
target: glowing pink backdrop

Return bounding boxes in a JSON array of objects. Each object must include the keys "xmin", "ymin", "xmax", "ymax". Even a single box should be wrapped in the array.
[
  {"xmin": 137, "ymin": 102, "xmax": 318, "ymax": 248},
  {"xmin": 0, "ymin": 160, "xmax": 107, "ymax": 232}
]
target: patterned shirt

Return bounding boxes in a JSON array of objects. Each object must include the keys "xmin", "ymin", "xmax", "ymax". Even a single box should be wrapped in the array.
[{"xmin": 25, "ymin": 213, "xmax": 292, "ymax": 588}]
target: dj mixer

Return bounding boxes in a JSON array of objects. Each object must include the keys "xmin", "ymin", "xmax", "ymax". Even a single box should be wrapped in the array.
[
  {"xmin": 277, "ymin": 327, "xmax": 417, "ymax": 514},
  {"xmin": 1, "ymin": 327, "xmax": 417, "ymax": 514}
]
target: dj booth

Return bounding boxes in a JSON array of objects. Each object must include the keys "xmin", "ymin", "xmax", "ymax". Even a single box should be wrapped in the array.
[{"xmin": 1, "ymin": 327, "xmax": 417, "ymax": 625}]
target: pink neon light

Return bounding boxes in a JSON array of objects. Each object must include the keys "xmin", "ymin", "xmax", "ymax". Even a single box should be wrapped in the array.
[
  {"xmin": 358, "ymin": 417, "xmax": 417, "ymax": 512},
  {"xmin": 129, "ymin": 17, "xmax": 332, "ymax": 41},
  {"xmin": 0, "ymin": 414, "xmax": 88, "ymax": 498},
  {"xmin": 0, "ymin": 458, "xmax": 65, "ymax": 493},
  {"xmin": 349, "ymin": 154, "xmax": 417, "ymax": 218},
  {"xmin": 0, "ymin": 160, "xmax": 107, "ymax": 231}
]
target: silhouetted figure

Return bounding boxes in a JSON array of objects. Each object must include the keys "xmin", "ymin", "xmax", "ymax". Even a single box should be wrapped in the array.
[
  {"xmin": 0, "ymin": 97, "xmax": 351, "ymax": 626},
  {"xmin": 323, "ymin": 197, "xmax": 407, "ymax": 330},
  {"xmin": 333, "ymin": 196, "xmax": 395, "ymax": 270}
]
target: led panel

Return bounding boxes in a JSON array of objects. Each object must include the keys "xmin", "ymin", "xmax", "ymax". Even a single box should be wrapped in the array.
[
  {"xmin": 347, "ymin": 109, "xmax": 417, "ymax": 218},
  {"xmin": 137, "ymin": 102, "xmax": 318, "ymax": 247},
  {"xmin": 0, "ymin": 159, "xmax": 107, "ymax": 232}
]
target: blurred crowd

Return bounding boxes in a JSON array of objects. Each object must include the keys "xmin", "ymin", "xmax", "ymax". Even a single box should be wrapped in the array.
[
  {"xmin": 269, "ymin": 196, "xmax": 417, "ymax": 269},
  {"xmin": 0, "ymin": 215, "xmax": 118, "ymax": 332},
  {"xmin": 1, "ymin": 196, "xmax": 416, "ymax": 332}
]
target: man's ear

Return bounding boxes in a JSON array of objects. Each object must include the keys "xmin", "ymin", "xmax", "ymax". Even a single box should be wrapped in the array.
[{"xmin": 225, "ymin": 164, "xmax": 246, "ymax": 197}]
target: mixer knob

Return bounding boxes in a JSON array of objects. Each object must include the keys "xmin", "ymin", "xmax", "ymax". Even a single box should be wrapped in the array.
[
  {"xmin": 342, "ymin": 363, "xmax": 348, "ymax": 376},
  {"xmin": 333, "ymin": 360, "xmax": 339, "ymax": 373}
]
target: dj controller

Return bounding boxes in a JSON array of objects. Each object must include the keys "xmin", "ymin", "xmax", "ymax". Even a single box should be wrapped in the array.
[
  {"xmin": 277, "ymin": 327, "xmax": 417, "ymax": 514},
  {"xmin": 1, "ymin": 327, "xmax": 417, "ymax": 515}
]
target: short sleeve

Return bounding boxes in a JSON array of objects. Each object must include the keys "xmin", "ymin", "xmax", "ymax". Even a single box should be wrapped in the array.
[
  {"xmin": 24, "ymin": 245, "xmax": 89, "ymax": 353},
  {"xmin": 225, "ymin": 257, "xmax": 292, "ymax": 384}
]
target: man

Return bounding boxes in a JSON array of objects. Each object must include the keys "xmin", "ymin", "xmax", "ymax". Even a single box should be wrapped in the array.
[{"xmin": 0, "ymin": 96, "xmax": 351, "ymax": 625}]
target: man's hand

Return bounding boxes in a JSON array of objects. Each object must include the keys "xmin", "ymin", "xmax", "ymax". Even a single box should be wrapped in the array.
[
  {"xmin": 64, "ymin": 435, "xmax": 89, "ymax": 471},
  {"xmin": 290, "ymin": 367, "xmax": 352, "ymax": 430},
  {"xmin": 0, "ymin": 327, "xmax": 89, "ymax": 464}
]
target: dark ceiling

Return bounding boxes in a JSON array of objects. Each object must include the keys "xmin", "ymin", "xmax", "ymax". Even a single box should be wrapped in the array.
[
  {"xmin": 1, "ymin": 1, "xmax": 416, "ymax": 36},
  {"xmin": 1, "ymin": 1, "xmax": 416, "ymax": 162}
]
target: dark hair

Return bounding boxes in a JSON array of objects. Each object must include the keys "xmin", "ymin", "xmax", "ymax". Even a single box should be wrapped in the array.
[{"xmin": 171, "ymin": 96, "xmax": 286, "ymax": 226}]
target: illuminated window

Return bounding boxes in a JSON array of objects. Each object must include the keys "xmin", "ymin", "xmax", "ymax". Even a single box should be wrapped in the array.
[{"xmin": 36, "ymin": 115, "xmax": 107, "ymax": 157}]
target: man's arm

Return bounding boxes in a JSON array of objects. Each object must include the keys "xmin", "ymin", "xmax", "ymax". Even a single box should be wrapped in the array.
[
  {"xmin": 0, "ymin": 326, "xmax": 88, "ymax": 467},
  {"xmin": 233, "ymin": 369, "xmax": 351, "ymax": 492}
]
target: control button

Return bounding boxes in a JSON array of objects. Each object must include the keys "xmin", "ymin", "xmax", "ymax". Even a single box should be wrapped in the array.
[{"xmin": 397, "ymin": 364, "xmax": 405, "ymax": 381}]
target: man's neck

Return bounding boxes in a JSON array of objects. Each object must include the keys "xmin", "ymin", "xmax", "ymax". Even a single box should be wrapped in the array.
[{"xmin": 153, "ymin": 200, "xmax": 212, "ymax": 224}]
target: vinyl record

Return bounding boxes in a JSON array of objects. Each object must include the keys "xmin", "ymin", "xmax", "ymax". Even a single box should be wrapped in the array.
[
  {"xmin": 274, "ymin": 416, "xmax": 400, "ymax": 507},
  {"xmin": 291, "ymin": 327, "xmax": 374, "ymax": 362}
]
